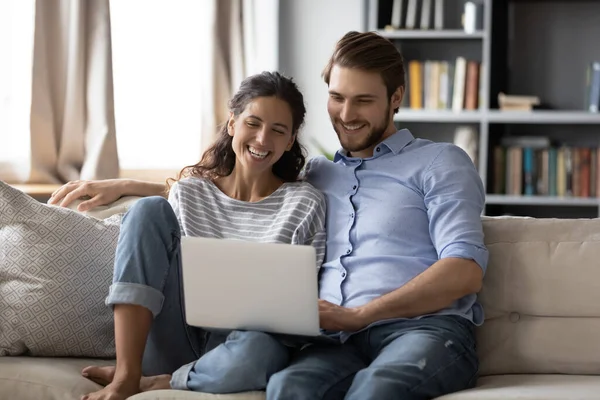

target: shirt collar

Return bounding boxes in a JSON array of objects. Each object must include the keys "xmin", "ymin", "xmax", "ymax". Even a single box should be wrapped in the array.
[{"xmin": 333, "ymin": 129, "xmax": 415, "ymax": 162}]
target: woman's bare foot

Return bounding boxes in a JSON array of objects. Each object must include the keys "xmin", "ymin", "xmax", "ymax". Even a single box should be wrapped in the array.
[
  {"xmin": 82, "ymin": 366, "xmax": 116, "ymax": 386},
  {"xmin": 82, "ymin": 365, "xmax": 171, "ymax": 393},
  {"xmin": 81, "ymin": 379, "xmax": 139, "ymax": 400},
  {"xmin": 140, "ymin": 374, "xmax": 172, "ymax": 391}
]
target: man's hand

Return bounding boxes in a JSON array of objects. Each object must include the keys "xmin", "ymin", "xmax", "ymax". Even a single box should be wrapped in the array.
[{"xmin": 319, "ymin": 300, "xmax": 368, "ymax": 332}]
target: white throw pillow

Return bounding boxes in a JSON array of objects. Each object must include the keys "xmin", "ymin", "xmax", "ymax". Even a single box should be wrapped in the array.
[{"xmin": 0, "ymin": 181, "xmax": 119, "ymax": 358}]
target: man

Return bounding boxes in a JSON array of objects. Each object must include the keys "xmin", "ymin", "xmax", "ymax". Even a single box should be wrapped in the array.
[
  {"xmin": 265, "ymin": 31, "xmax": 487, "ymax": 399},
  {"xmin": 50, "ymin": 31, "xmax": 487, "ymax": 400}
]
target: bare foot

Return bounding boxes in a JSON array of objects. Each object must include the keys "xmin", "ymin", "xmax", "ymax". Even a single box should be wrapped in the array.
[
  {"xmin": 81, "ymin": 380, "xmax": 139, "ymax": 400},
  {"xmin": 140, "ymin": 374, "xmax": 172, "ymax": 391},
  {"xmin": 82, "ymin": 366, "xmax": 116, "ymax": 386},
  {"xmin": 82, "ymin": 365, "xmax": 171, "ymax": 393}
]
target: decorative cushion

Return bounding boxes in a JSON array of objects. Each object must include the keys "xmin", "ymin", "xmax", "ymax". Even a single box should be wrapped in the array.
[
  {"xmin": 0, "ymin": 180, "xmax": 119, "ymax": 357},
  {"xmin": 477, "ymin": 216, "xmax": 600, "ymax": 376}
]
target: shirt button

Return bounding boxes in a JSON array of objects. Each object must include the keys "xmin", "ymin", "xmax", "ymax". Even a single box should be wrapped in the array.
[
  {"xmin": 341, "ymin": 272, "xmax": 347, "ymax": 278},
  {"xmin": 352, "ymin": 185, "xmax": 357, "ymax": 190},
  {"xmin": 346, "ymin": 249, "xmax": 351, "ymax": 254},
  {"xmin": 350, "ymin": 213, "xmax": 354, "ymax": 218},
  {"xmin": 376, "ymin": 147, "xmax": 380, "ymax": 152}
]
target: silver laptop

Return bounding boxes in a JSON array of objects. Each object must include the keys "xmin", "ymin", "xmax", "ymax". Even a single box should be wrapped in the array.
[{"xmin": 180, "ymin": 236, "xmax": 321, "ymax": 336}]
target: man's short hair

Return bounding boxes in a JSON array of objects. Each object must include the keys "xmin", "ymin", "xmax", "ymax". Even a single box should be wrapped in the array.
[{"xmin": 322, "ymin": 31, "xmax": 406, "ymax": 112}]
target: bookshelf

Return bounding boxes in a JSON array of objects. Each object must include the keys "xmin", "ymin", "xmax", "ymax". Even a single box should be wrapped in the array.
[
  {"xmin": 377, "ymin": 29, "xmax": 485, "ymax": 40},
  {"xmin": 367, "ymin": 0, "xmax": 600, "ymax": 218}
]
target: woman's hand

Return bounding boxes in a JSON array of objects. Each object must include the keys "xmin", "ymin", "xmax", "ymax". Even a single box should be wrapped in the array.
[{"xmin": 48, "ymin": 179, "xmax": 132, "ymax": 212}]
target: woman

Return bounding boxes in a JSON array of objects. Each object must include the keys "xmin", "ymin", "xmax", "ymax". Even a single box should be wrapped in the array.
[{"xmin": 76, "ymin": 72, "xmax": 326, "ymax": 400}]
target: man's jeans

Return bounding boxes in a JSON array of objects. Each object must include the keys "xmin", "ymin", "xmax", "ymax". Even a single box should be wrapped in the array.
[
  {"xmin": 106, "ymin": 196, "xmax": 290, "ymax": 393},
  {"xmin": 267, "ymin": 315, "xmax": 479, "ymax": 400}
]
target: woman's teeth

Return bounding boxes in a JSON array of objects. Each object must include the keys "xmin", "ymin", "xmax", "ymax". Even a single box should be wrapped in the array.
[{"xmin": 248, "ymin": 146, "xmax": 269, "ymax": 159}]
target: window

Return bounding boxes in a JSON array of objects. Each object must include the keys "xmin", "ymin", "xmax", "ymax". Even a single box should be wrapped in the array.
[
  {"xmin": 109, "ymin": 0, "xmax": 210, "ymax": 171},
  {"xmin": 0, "ymin": 0, "xmax": 35, "ymax": 181}
]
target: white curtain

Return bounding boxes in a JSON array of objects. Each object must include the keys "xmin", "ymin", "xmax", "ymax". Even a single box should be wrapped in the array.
[
  {"xmin": 0, "ymin": 0, "xmax": 119, "ymax": 184},
  {"xmin": 29, "ymin": 0, "xmax": 119, "ymax": 183},
  {"xmin": 0, "ymin": 0, "xmax": 280, "ymax": 181},
  {"xmin": 201, "ymin": 0, "xmax": 280, "ymax": 149}
]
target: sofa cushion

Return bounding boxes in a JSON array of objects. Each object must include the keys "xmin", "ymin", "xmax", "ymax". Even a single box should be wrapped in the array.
[
  {"xmin": 0, "ymin": 357, "xmax": 264, "ymax": 400},
  {"xmin": 0, "ymin": 357, "xmax": 113, "ymax": 400},
  {"xmin": 436, "ymin": 374, "xmax": 600, "ymax": 399},
  {"xmin": 0, "ymin": 181, "xmax": 119, "ymax": 357},
  {"xmin": 131, "ymin": 390, "xmax": 265, "ymax": 400},
  {"xmin": 478, "ymin": 216, "xmax": 600, "ymax": 375}
]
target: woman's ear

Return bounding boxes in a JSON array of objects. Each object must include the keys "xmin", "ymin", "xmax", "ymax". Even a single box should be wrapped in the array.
[
  {"xmin": 227, "ymin": 112, "xmax": 235, "ymax": 137},
  {"xmin": 286, "ymin": 134, "xmax": 296, "ymax": 151}
]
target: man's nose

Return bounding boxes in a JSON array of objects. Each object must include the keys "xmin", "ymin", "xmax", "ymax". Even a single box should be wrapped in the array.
[{"xmin": 340, "ymin": 102, "xmax": 356, "ymax": 122}]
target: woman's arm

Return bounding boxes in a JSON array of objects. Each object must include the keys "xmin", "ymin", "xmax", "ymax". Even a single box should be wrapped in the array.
[{"xmin": 48, "ymin": 179, "xmax": 168, "ymax": 212}]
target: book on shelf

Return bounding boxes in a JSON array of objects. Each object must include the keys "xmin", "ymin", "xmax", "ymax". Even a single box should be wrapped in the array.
[
  {"xmin": 463, "ymin": 1, "xmax": 484, "ymax": 33},
  {"xmin": 404, "ymin": 58, "xmax": 481, "ymax": 112},
  {"xmin": 498, "ymin": 92, "xmax": 541, "ymax": 111},
  {"xmin": 585, "ymin": 62, "xmax": 600, "ymax": 113},
  {"xmin": 384, "ymin": 0, "xmax": 445, "ymax": 30},
  {"xmin": 492, "ymin": 136, "xmax": 600, "ymax": 198}
]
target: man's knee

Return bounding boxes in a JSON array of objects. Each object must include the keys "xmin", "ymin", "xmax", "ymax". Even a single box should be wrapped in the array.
[
  {"xmin": 346, "ymin": 365, "xmax": 415, "ymax": 399},
  {"xmin": 267, "ymin": 369, "xmax": 307, "ymax": 399}
]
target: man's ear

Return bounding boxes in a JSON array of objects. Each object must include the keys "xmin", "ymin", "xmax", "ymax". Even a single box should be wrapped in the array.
[
  {"xmin": 227, "ymin": 112, "xmax": 235, "ymax": 137},
  {"xmin": 286, "ymin": 134, "xmax": 296, "ymax": 151},
  {"xmin": 391, "ymin": 86, "xmax": 404, "ymax": 110}
]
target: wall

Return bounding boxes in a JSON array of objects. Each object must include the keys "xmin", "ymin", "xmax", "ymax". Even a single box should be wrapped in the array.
[{"xmin": 279, "ymin": 0, "xmax": 365, "ymax": 156}]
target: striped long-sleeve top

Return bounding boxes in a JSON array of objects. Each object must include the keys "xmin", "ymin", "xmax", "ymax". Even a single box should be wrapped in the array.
[{"xmin": 168, "ymin": 177, "xmax": 327, "ymax": 268}]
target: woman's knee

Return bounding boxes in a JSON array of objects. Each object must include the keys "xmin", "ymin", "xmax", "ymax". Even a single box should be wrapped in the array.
[
  {"xmin": 227, "ymin": 331, "xmax": 290, "ymax": 370},
  {"xmin": 124, "ymin": 196, "xmax": 178, "ymax": 230}
]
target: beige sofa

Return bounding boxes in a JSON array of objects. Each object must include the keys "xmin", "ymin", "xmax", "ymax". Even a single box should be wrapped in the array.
[{"xmin": 2, "ymin": 212, "xmax": 600, "ymax": 399}]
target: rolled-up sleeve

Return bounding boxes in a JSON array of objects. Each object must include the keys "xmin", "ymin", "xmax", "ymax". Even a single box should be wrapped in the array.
[{"xmin": 423, "ymin": 145, "xmax": 489, "ymax": 273}]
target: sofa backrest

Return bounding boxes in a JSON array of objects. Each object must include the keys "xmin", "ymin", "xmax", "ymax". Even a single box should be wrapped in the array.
[{"xmin": 477, "ymin": 216, "xmax": 600, "ymax": 376}]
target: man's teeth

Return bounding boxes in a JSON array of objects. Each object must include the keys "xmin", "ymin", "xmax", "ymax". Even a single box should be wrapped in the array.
[
  {"xmin": 342, "ymin": 123, "xmax": 365, "ymax": 131},
  {"xmin": 248, "ymin": 146, "xmax": 269, "ymax": 158}
]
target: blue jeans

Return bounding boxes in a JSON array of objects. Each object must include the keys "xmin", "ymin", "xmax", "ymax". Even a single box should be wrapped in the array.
[
  {"xmin": 106, "ymin": 196, "xmax": 290, "ymax": 393},
  {"xmin": 267, "ymin": 316, "xmax": 479, "ymax": 400}
]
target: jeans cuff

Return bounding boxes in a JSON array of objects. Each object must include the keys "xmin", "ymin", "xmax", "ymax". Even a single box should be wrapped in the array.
[
  {"xmin": 170, "ymin": 361, "xmax": 195, "ymax": 390},
  {"xmin": 105, "ymin": 282, "xmax": 164, "ymax": 317}
]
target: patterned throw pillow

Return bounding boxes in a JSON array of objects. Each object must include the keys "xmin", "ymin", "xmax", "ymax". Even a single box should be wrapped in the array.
[{"xmin": 0, "ymin": 181, "xmax": 119, "ymax": 358}]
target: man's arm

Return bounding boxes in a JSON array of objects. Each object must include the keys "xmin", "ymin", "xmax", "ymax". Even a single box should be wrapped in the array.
[
  {"xmin": 355, "ymin": 257, "xmax": 482, "ymax": 326},
  {"xmin": 320, "ymin": 257, "xmax": 482, "ymax": 331}
]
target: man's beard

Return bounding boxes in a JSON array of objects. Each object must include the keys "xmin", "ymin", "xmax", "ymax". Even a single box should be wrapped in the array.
[{"xmin": 333, "ymin": 104, "xmax": 391, "ymax": 154}]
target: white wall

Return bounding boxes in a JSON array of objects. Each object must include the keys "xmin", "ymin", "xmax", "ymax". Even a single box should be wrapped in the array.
[{"xmin": 279, "ymin": 0, "xmax": 365, "ymax": 157}]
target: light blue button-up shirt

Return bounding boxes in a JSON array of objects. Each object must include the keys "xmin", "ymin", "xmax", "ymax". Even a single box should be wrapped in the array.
[{"xmin": 306, "ymin": 129, "xmax": 488, "ymax": 338}]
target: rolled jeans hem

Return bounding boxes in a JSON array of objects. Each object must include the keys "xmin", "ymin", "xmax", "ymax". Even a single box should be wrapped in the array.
[
  {"xmin": 170, "ymin": 361, "xmax": 194, "ymax": 390},
  {"xmin": 105, "ymin": 282, "xmax": 165, "ymax": 317}
]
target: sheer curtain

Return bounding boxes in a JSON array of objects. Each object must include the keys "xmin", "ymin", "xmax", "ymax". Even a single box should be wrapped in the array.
[
  {"xmin": 0, "ymin": 0, "xmax": 36, "ymax": 182},
  {"xmin": 0, "ymin": 0, "xmax": 280, "ymax": 183},
  {"xmin": 200, "ymin": 0, "xmax": 280, "ymax": 151},
  {"xmin": 0, "ymin": 0, "xmax": 118, "ymax": 184},
  {"xmin": 111, "ymin": 0, "xmax": 280, "ymax": 173},
  {"xmin": 29, "ymin": 0, "xmax": 119, "ymax": 183}
]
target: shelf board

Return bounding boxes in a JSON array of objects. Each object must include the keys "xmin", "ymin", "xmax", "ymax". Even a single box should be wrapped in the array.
[
  {"xmin": 486, "ymin": 195, "xmax": 600, "ymax": 206},
  {"xmin": 377, "ymin": 29, "xmax": 485, "ymax": 40},
  {"xmin": 395, "ymin": 109, "xmax": 484, "ymax": 123},
  {"xmin": 487, "ymin": 110, "xmax": 600, "ymax": 124}
]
